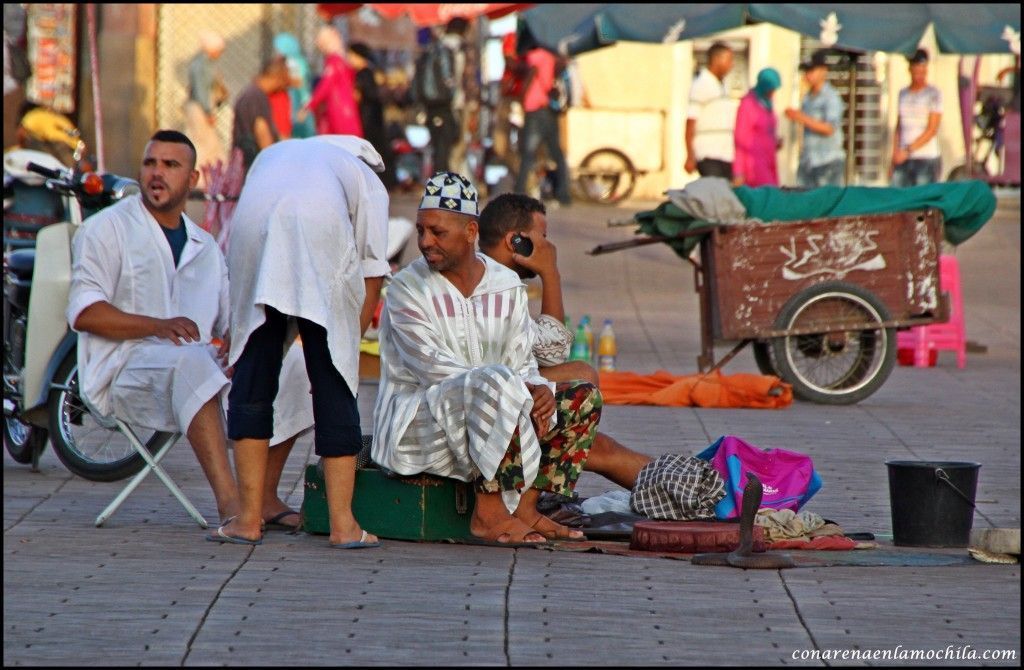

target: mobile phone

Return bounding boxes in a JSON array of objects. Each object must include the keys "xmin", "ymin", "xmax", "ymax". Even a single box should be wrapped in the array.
[{"xmin": 511, "ymin": 233, "xmax": 534, "ymax": 257}]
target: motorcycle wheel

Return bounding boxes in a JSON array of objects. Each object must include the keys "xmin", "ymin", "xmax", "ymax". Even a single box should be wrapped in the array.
[
  {"xmin": 47, "ymin": 350, "xmax": 164, "ymax": 482},
  {"xmin": 3, "ymin": 412, "xmax": 47, "ymax": 464}
]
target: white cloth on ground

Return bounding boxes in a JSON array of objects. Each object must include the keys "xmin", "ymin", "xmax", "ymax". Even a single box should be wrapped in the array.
[
  {"xmin": 372, "ymin": 254, "xmax": 555, "ymax": 514},
  {"xmin": 67, "ymin": 194, "xmax": 229, "ymax": 429},
  {"xmin": 754, "ymin": 508, "xmax": 826, "ymax": 541},
  {"xmin": 227, "ymin": 136, "xmax": 391, "ymax": 399},
  {"xmin": 580, "ymin": 490, "xmax": 633, "ymax": 516}
]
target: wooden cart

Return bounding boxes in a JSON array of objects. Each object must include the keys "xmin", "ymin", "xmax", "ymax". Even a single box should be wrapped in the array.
[{"xmin": 591, "ymin": 209, "xmax": 949, "ymax": 404}]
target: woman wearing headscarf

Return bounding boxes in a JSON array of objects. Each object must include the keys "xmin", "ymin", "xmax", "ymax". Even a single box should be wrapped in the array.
[
  {"xmin": 733, "ymin": 67, "xmax": 781, "ymax": 187},
  {"xmin": 273, "ymin": 32, "xmax": 314, "ymax": 139},
  {"xmin": 298, "ymin": 26, "xmax": 363, "ymax": 137}
]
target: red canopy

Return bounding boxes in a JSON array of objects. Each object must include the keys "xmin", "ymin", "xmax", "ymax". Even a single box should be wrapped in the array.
[{"xmin": 318, "ymin": 3, "xmax": 531, "ymax": 26}]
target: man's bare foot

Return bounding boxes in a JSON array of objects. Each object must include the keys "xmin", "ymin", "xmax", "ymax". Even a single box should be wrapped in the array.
[
  {"xmin": 515, "ymin": 510, "xmax": 585, "ymax": 541},
  {"xmin": 329, "ymin": 521, "xmax": 378, "ymax": 547},
  {"xmin": 469, "ymin": 514, "xmax": 546, "ymax": 544}
]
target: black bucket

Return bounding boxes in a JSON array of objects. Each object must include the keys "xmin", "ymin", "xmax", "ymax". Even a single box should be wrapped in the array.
[{"xmin": 886, "ymin": 460, "xmax": 981, "ymax": 547}]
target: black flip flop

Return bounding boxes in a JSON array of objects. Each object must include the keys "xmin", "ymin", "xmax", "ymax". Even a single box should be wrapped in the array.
[{"xmin": 264, "ymin": 510, "xmax": 301, "ymax": 532}]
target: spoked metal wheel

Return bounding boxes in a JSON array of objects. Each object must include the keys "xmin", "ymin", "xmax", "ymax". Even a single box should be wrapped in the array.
[
  {"xmin": 46, "ymin": 351, "xmax": 166, "ymax": 482},
  {"xmin": 575, "ymin": 148, "xmax": 637, "ymax": 205},
  {"xmin": 770, "ymin": 281, "xmax": 896, "ymax": 405}
]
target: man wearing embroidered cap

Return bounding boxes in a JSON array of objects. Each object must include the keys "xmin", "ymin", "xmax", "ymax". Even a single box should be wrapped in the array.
[
  {"xmin": 217, "ymin": 135, "xmax": 390, "ymax": 548},
  {"xmin": 372, "ymin": 172, "xmax": 603, "ymax": 546}
]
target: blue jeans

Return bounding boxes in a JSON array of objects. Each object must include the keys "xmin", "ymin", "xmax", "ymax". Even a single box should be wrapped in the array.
[
  {"xmin": 892, "ymin": 158, "xmax": 940, "ymax": 187},
  {"xmin": 797, "ymin": 159, "xmax": 845, "ymax": 188},
  {"xmin": 515, "ymin": 107, "xmax": 571, "ymax": 204}
]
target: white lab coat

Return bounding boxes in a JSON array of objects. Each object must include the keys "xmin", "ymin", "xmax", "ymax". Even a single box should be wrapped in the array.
[
  {"xmin": 227, "ymin": 137, "xmax": 390, "ymax": 397},
  {"xmin": 67, "ymin": 195, "xmax": 230, "ymax": 430}
]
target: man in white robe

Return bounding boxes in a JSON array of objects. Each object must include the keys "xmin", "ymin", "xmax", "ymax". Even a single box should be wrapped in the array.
[
  {"xmin": 373, "ymin": 172, "xmax": 603, "ymax": 546},
  {"xmin": 221, "ymin": 136, "xmax": 389, "ymax": 548},
  {"xmin": 68, "ymin": 130, "xmax": 240, "ymax": 522}
]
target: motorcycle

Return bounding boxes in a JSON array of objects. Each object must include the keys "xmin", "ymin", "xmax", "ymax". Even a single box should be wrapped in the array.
[
  {"xmin": 3, "ymin": 159, "xmax": 172, "ymax": 481},
  {"xmin": 4, "ymin": 107, "xmax": 87, "ymax": 252}
]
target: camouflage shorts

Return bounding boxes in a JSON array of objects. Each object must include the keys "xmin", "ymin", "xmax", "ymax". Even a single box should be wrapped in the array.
[{"xmin": 478, "ymin": 381, "xmax": 602, "ymax": 497}]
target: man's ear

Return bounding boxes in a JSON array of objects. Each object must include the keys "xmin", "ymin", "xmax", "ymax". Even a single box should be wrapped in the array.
[{"xmin": 189, "ymin": 168, "xmax": 200, "ymax": 189}]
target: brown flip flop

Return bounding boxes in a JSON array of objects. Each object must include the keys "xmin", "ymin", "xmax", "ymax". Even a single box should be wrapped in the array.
[{"xmin": 465, "ymin": 517, "xmax": 548, "ymax": 548}]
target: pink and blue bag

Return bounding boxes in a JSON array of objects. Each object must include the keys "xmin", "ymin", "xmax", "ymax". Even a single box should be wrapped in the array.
[{"xmin": 696, "ymin": 435, "xmax": 822, "ymax": 520}]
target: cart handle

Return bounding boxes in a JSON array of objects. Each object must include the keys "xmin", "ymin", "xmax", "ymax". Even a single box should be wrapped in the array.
[{"xmin": 588, "ymin": 226, "xmax": 722, "ymax": 256}]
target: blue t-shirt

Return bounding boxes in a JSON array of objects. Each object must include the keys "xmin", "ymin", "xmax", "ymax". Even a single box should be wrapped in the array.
[
  {"xmin": 800, "ymin": 82, "xmax": 846, "ymax": 168},
  {"xmin": 161, "ymin": 218, "xmax": 187, "ymax": 267}
]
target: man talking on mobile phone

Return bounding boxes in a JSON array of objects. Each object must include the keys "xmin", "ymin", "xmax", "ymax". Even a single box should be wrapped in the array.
[{"xmin": 477, "ymin": 193, "xmax": 652, "ymax": 489}]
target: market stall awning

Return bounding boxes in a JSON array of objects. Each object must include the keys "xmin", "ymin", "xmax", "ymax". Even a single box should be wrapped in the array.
[
  {"xmin": 319, "ymin": 3, "xmax": 532, "ymax": 26},
  {"xmin": 520, "ymin": 3, "xmax": 1021, "ymax": 56}
]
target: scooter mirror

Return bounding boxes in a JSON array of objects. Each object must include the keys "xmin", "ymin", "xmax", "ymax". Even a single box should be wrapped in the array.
[
  {"xmin": 109, "ymin": 178, "xmax": 141, "ymax": 200},
  {"xmin": 405, "ymin": 125, "xmax": 431, "ymax": 150}
]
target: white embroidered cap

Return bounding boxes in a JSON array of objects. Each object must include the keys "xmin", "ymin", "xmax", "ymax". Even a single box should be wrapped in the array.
[{"xmin": 419, "ymin": 171, "xmax": 479, "ymax": 217}]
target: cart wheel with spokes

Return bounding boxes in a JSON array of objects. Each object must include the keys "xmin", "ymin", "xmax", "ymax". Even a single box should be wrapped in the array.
[
  {"xmin": 46, "ymin": 349, "xmax": 167, "ymax": 482},
  {"xmin": 769, "ymin": 281, "xmax": 896, "ymax": 405},
  {"xmin": 751, "ymin": 341, "xmax": 778, "ymax": 376},
  {"xmin": 575, "ymin": 148, "xmax": 637, "ymax": 205}
]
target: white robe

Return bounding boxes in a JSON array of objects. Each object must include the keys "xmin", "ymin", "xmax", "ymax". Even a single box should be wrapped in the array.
[
  {"xmin": 67, "ymin": 195, "xmax": 229, "ymax": 430},
  {"xmin": 372, "ymin": 255, "xmax": 555, "ymax": 514},
  {"xmin": 227, "ymin": 137, "xmax": 391, "ymax": 396}
]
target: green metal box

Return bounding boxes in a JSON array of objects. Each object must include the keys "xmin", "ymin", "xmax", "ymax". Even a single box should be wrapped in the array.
[{"xmin": 301, "ymin": 463, "xmax": 476, "ymax": 541}]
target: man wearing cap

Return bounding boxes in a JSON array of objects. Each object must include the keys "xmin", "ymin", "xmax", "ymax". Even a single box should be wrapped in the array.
[
  {"xmin": 891, "ymin": 49, "xmax": 943, "ymax": 187},
  {"xmin": 785, "ymin": 49, "xmax": 846, "ymax": 187},
  {"xmin": 217, "ymin": 135, "xmax": 390, "ymax": 548},
  {"xmin": 372, "ymin": 172, "xmax": 603, "ymax": 546}
]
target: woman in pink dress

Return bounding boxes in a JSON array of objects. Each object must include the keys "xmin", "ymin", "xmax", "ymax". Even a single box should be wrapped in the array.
[
  {"xmin": 299, "ymin": 26, "xmax": 363, "ymax": 137},
  {"xmin": 733, "ymin": 67, "xmax": 781, "ymax": 187}
]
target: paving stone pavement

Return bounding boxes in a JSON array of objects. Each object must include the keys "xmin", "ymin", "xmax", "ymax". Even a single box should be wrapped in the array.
[{"xmin": 4, "ymin": 192, "xmax": 1020, "ymax": 666}]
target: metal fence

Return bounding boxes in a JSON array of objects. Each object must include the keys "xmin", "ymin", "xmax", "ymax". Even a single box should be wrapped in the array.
[{"xmin": 155, "ymin": 3, "xmax": 323, "ymax": 166}]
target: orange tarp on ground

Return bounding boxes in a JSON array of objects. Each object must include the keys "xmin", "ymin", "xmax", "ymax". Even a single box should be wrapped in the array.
[{"xmin": 598, "ymin": 370, "xmax": 792, "ymax": 409}]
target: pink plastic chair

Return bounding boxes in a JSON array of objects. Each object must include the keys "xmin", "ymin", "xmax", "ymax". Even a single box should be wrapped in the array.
[{"xmin": 897, "ymin": 255, "xmax": 966, "ymax": 368}]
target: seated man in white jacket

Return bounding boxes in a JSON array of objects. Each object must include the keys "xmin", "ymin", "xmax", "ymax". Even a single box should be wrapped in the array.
[
  {"xmin": 67, "ymin": 130, "xmax": 298, "ymax": 529},
  {"xmin": 372, "ymin": 172, "xmax": 603, "ymax": 546}
]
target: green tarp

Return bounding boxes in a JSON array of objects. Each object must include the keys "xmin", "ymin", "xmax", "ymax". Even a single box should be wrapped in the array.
[{"xmin": 634, "ymin": 180, "xmax": 997, "ymax": 260}]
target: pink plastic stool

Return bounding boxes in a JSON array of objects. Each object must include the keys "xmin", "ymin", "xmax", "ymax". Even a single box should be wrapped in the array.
[{"xmin": 897, "ymin": 255, "xmax": 966, "ymax": 368}]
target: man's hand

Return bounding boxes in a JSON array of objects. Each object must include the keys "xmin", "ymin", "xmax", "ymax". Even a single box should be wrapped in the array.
[
  {"xmin": 512, "ymin": 232, "xmax": 558, "ymax": 280},
  {"xmin": 684, "ymin": 155, "xmax": 697, "ymax": 174},
  {"xmin": 784, "ymin": 108, "xmax": 802, "ymax": 123},
  {"xmin": 215, "ymin": 333, "xmax": 233, "ymax": 378},
  {"xmin": 525, "ymin": 382, "xmax": 555, "ymax": 435},
  {"xmin": 892, "ymin": 147, "xmax": 909, "ymax": 166},
  {"xmin": 152, "ymin": 316, "xmax": 200, "ymax": 345}
]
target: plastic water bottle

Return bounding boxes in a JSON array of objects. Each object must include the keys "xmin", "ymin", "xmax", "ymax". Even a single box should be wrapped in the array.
[
  {"xmin": 580, "ymin": 315, "xmax": 595, "ymax": 363},
  {"xmin": 569, "ymin": 322, "xmax": 589, "ymax": 362},
  {"xmin": 598, "ymin": 319, "xmax": 617, "ymax": 372}
]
